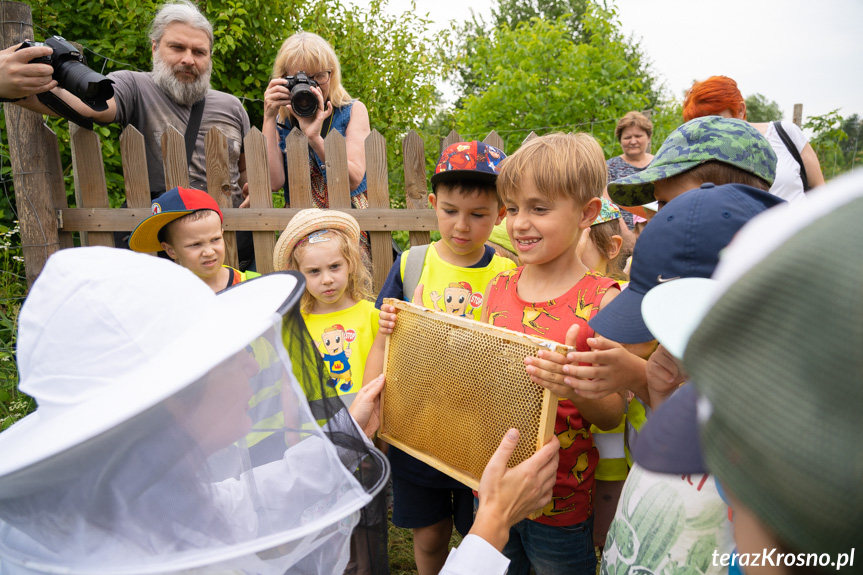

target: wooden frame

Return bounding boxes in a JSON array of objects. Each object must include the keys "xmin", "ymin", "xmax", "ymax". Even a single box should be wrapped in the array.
[{"xmin": 379, "ymin": 299, "xmax": 565, "ymax": 490}]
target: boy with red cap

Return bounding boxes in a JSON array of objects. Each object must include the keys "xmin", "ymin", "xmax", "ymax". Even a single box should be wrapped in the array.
[{"xmin": 129, "ymin": 186, "xmax": 259, "ymax": 293}]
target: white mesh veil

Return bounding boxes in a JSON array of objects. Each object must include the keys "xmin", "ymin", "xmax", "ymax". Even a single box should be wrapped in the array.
[{"xmin": 0, "ymin": 250, "xmax": 389, "ymax": 575}]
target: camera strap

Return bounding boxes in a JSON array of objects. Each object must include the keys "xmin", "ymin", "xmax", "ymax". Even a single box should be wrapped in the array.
[
  {"xmin": 184, "ymin": 97, "xmax": 206, "ymax": 168},
  {"xmin": 35, "ymin": 91, "xmax": 96, "ymax": 130}
]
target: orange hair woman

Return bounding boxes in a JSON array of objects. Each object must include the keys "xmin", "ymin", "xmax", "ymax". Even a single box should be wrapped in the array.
[{"xmin": 683, "ymin": 76, "xmax": 825, "ymax": 201}]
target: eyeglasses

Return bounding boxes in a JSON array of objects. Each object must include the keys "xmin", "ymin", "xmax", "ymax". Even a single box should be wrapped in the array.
[{"xmin": 311, "ymin": 70, "xmax": 331, "ymax": 86}]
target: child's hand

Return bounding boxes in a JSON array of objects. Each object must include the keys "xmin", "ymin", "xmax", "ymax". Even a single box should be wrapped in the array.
[
  {"xmin": 645, "ymin": 344, "xmax": 687, "ymax": 408},
  {"xmin": 524, "ymin": 323, "xmax": 580, "ymax": 401},
  {"xmin": 561, "ymin": 333, "xmax": 648, "ymax": 400},
  {"xmin": 378, "ymin": 284, "xmax": 424, "ymax": 335}
]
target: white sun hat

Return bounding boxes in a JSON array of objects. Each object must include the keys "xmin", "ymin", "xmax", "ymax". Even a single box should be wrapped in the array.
[{"xmin": 0, "ymin": 247, "xmax": 389, "ymax": 574}]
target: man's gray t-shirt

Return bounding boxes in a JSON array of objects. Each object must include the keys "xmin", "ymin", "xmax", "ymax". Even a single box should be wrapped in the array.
[{"xmin": 109, "ymin": 70, "xmax": 250, "ymax": 206}]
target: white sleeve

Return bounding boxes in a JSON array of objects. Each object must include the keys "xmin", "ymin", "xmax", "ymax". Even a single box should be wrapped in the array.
[
  {"xmin": 439, "ymin": 534, "xmax": 511, "ymax": 575},
  {"xmin": 781, "ymin": 120, "xmax": 808, "ymax": 151}
]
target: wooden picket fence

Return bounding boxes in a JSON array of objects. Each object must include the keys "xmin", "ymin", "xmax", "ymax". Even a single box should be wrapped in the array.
[{"xmin": 7, "ymin": 106, "xmax": 512, "ymax": 292}]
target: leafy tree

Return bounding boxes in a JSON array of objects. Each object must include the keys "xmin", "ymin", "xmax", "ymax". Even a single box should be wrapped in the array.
[
  {"xmin": 745, "ymin": 93, "xmax": 782, "ymax": 122},
  {"xmin": 450, "ymin": 0, "xmax": 659, "ymax": 111},
  {"xmin": 804, "ymin": 109, "xmax": 848, "ymax": 180},
  {"xmin": 451, "ymin": 6, "xmax": 661, "ymax": 157}
]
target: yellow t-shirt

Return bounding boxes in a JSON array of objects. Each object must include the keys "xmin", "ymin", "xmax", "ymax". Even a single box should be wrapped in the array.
[
  {"xmin": 302, "ymin": 300, "xmax": 380, "ymax": 408},
  {"xmin": 400, "ymin": 242, "xmax": 516, "ymax": 320}
]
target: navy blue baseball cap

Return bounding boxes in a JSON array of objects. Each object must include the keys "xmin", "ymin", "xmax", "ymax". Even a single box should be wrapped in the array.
[
  {"xmin": 588, "ymin": 182, "xmax": 784, "ymax": 343},
  {"xmin": 631, "ymin": 383, "xmax": 706, "ymax": 474}
]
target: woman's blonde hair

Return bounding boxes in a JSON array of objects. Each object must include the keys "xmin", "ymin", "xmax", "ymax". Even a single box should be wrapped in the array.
[
  {"xmin": 272, "ymin": 32, "xmax": 352, "ymax": 110},
  {"xmin": 289, "ymin": 228, "xmax": 373, "ymax": 313},
  {"xmin": 497, "ymin": 132, "xmax": 607, "ymax": 207}
]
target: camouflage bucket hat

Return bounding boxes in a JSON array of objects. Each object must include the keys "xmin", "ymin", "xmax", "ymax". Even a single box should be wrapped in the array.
[{"xmin": 608, "ymin": 117, "xmax": 777, "ymax": 207}]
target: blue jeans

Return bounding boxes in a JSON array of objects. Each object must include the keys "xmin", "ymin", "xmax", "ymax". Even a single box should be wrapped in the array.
[{"xmin": 502, "ymin": 515, "xmax": 596, "ymax": 575}]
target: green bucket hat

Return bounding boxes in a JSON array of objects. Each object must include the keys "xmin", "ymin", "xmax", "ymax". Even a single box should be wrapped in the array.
[{"xmin": 608, "ymin": 117, "xmax": 777, "ymax": 207}]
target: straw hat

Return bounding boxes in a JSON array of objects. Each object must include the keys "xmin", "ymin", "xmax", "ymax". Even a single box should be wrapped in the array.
[
  {"xmin": 0, "ymin": 246, "xmax": 300, "ymax": 485},
  {"xmin": 272, "ymin": 208, "xmax": 361, "ymax": 271}
]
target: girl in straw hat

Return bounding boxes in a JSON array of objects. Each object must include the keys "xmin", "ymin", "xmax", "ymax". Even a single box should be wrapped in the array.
[{"xmin": 274, "ymin": 208, "xmax": 379, "ymax": 409}]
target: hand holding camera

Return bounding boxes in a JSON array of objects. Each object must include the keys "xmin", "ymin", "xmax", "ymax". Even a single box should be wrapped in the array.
[
  {"xmin": 16, "ymin": 36, "xmax": 113, "ymax": 111},
  {"xmin": 264, "ymin": 70, "xmax": 332, "ymax": 140},
  {"xmin": 0, "ymin": 42, "xmax": 56, "ymax": 101}
]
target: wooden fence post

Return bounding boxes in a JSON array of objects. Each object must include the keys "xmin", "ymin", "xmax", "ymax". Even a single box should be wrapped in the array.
[
  {"xmin": 243, "ymin": 128, "xmax": 276, "ymax": 274},
  {"xmin": 484, "ymin": 130, "xmax": 504, "ymax": 151},
  {"xmin": 402, "ymin": 130, "xmax": 430, "ymax": 247},
  {"xmin": 0, "ymin": 0, "xmax": 63, "ymax": 286},
  {"xmin": 793, "ymin": 104, "xmax": 803, "ymax": 128},
  {"xmin": 324, "ymin": 131, "xmax": 351, "ymax": 210},
  {"xmin": 441, "ymin": 129, "xmax": 461, "ymax": 152},
  {"xmin": 365, "ymin": 129, "xmax": 393, "ymax": 292},
  {"xmin": 161, "ymin": 126, "xmax": 189, "ymax": 190},
  {"xmin": 43, "ymin": 123, "xmax": 73, "ymax": 250},
  {"xmin": 120, "ymin": 126, "xmax": 155, "ymax": 254},
  {"xmin": 70, "ymin": 124, "xmax": 113, "ymax": 247},
  {"xmin": 285, "ymin": 128, "xmax": 312, "ymax": 208},
  {"xmin": 204, "ymin": 127, "xmax": 238, "ymax": 268}
]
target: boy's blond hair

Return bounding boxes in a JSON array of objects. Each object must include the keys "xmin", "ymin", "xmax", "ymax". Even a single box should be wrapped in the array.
[{"xmin": 497, "ymin": 132, "xmax": 607, "ymax": 206}]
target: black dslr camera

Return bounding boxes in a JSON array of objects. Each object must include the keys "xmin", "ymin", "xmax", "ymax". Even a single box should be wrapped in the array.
[
  {"xmin": 283, "ymin": 72, "xmax": 318, "ymax": 118},
  {"xmin": 19, "ymin": 36, "xmax": 114, "ymax": 111}
]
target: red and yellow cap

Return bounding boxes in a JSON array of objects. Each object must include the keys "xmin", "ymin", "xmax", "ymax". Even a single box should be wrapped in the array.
[{"xmin": 129, "ymin": 187, "xmax": 223, "ymax": 253}]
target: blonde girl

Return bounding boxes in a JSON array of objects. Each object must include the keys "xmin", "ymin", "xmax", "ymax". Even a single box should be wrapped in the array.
[{"xmin": 274, "ymin": 209, "xmax": 378, "ymax": 406}]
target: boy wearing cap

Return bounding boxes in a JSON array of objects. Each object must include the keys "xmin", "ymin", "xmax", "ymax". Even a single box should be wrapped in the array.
[
  {"xmin": 129, "ymin": 186, "xmax": 259, "ymax": 293},
  {"xmin": 580, "ymin": 184, "xmax": 784, "ymax": 575},
  {"xmin": 367, "ymin": 140, "xmax": 515, "ymax": 574},
  {"xmin": 607, "ymin": 116, "xmax": 777, "ymax": 211},
  {"xmin": 634, "ymin": 172, "xmax": 863, "ymax": 573}
]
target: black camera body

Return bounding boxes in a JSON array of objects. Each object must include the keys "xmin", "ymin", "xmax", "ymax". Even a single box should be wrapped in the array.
[
  {"xmin": 19, "ymin": 36, "xmax": 113, "ymax": 112},
  {"xmin": 283, "ymin": 72, "xmax": 318, "ymax": 118}
]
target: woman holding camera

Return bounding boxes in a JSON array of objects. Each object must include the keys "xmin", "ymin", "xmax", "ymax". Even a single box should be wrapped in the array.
[{"xmin": 263, "ymin": 32, "xmax": 370, "ymax": 213}]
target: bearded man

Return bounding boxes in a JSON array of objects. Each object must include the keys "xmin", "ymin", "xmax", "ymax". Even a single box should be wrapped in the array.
[{"xmin": 15, "ymin": 0, "xmax": 250, "ymax": 207}]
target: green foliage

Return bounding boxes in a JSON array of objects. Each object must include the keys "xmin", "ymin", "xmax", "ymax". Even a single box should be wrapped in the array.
[
  {"xmin": 745, "ymin": 93, "xmax": 782, "ymax": 122},
  {"xmin": 0, "ymin": 222, "xmax": 31, "ymax": 430},
  {"xmin": 805, "ymin": 109, "xmax": 860, "ymax": 179},
  {"xmin": 23, "ymin": 0, "xmax": 442, "ymax": 209},
  {"xmin": 452, "ymin": 5, "xmax": 659, "ymax": 156}
]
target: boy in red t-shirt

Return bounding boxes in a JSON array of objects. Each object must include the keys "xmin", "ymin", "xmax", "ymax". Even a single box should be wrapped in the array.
[{"xmin": 480, "ymin": 132, "xmax": 626, "ymax": 574}]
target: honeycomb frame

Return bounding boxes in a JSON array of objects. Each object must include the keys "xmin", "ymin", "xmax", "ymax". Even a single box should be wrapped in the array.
[{"xmin": 380, "ymin": 299, "xmax": 566, "ymax": 490}]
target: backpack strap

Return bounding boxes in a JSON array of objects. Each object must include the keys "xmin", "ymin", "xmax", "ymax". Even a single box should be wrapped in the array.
[
  {"xmin": 184, "ymin": 97, "xmax": 206, "ymax": 168},
  {"xmin": 402, "ymin": 244, "xmax": 430, "ymax": 301},
  {"xmin": 773, "ymin": 121, "xmax": 811, "ymax": 192}
]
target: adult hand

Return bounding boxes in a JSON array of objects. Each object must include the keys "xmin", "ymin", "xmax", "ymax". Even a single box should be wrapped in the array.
[
  {"xmin": 238, "ymin": 182, "xmax": 250, "ymax": 208},
  {"xmin": 0, "ymin": 43, "xmax": 56, "ymax": 100},
  {"xmin": 348, "ymin": 373, "xmax": 385, "ymax": 437},
  {"xmin": 288, "ymin": 85, "xmax": 333, "ymax": 142},
  {"xmin": 471, "ymin": 430, "xmax": 559, "ymax": 551},
  {"xmin": 262, "ymin": 77, "xmax": 288, "ymax": 121}
]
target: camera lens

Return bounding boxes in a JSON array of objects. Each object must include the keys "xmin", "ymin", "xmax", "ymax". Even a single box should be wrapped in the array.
[
  {"xmin": 291, "ymin": 84, "xmax": 318, "ymax": 118},
  {"xmin": 55, "ymin": 60, "xmax": 114, "ymax": 111}
]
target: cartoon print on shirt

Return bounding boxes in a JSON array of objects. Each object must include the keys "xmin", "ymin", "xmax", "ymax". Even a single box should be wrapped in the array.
[
  {"xmin": 431, "ymin": 281, "xmax": 473, "ymax": 317},
  {"xmin": 317, "ymin": 323, "xmax": 353, "ymax": 392}
]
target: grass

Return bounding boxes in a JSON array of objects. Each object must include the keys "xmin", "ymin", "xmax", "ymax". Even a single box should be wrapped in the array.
[{"xmin": 387, "ymin": 513, "xmax": 463, "ymax": 574}]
